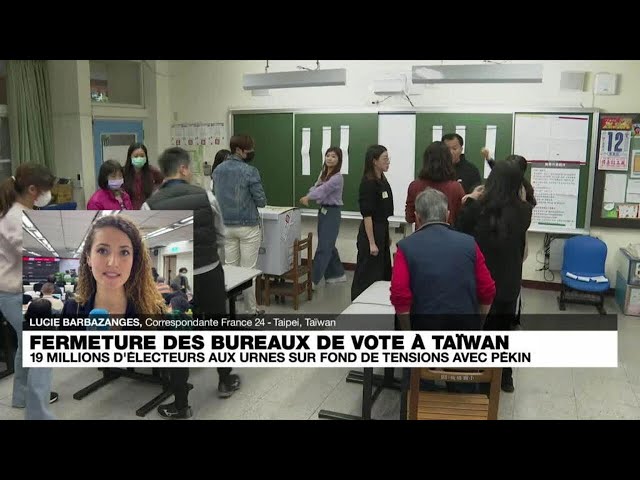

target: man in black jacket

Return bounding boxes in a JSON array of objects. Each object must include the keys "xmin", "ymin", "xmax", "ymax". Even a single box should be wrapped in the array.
[
  {"xmin": 143, "ymin": 147, "xmax": 240, "ymax": 419},
  {"xmin": 442, "ymin": 133, "xmax": 482, "ymax": 194}
]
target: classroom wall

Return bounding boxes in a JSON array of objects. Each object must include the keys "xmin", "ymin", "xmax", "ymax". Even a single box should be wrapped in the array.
[
  {"xmin": 149, "ymin": 249, "xmax": 159, "ymax": 271},
  {"xmin": 168, "ymin": 60, "xmax": 640, "ymax": 285},
  {"xmin": 48, "ymin": 60, "xmax": 169, "ymax": 207},
  {"xmin": 48, "ymin": 60, "xmax": 94, "ymax": 207},
  {"xmin": 58, "ymin": 258, "xmax": 80, "ymax": 274},
  {"xmin": 155, "ymin": 241, "xmax": 194, "ymax": 288}
]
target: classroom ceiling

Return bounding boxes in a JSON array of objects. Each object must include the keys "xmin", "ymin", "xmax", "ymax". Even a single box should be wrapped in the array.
[{"xmin": 23, "ymin": 210, "xmax": 193, "ymax": 258}]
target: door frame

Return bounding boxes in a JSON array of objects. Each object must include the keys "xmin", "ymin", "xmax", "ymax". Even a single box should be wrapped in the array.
[
  {"xmin": 164, "ymin": 254, "xmax": 177, "ymax": 283},
  {"xmin": 92, "ymin": 119, "xmax": 144, "ymax": 187}
]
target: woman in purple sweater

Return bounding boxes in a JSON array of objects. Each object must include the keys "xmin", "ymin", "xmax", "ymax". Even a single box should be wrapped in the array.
[
  {"xmin": 300, "ymin": 146, "xmax": 346, "ymax": 288},
  {"xmin": 87, "ymin": 160, "xmax": 133, "ymax": 210}
]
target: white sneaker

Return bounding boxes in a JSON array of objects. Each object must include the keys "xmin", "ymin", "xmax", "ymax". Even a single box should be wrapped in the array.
[{"xmin": 325, "ymin": 274, "xmax": 347, "ymax": 284}]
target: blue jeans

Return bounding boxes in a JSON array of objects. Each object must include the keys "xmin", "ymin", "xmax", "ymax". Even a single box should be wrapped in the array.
[
  {"xmin": 312, "ymin": 206, "xmax": 345, "ymax": 284},
  {"xmin": 0, "ymin": 292, "xmax": 55, "ymax": 420}
]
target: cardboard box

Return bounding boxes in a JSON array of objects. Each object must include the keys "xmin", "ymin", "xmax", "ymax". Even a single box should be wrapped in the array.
[{"xmin": 52, "ymin": 182, "xmax": 73, "ymax": 204}]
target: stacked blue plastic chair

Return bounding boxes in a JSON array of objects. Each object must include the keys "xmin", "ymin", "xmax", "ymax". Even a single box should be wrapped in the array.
[
  {"xmin": 39, "ymin": 202, "xmax": 77, "ymax": 210},
  {"xmin": 558, "ymin": 235, "xmax": 609, "ymax": 314}
]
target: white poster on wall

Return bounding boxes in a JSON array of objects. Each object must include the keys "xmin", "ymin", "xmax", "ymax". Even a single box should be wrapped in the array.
[
  {"xmin": 378, "ymin": 113, "xmax": 416, "ymax": 218},
  {"xmin": 301, "ymin": 128, "xmax": 311, "ymax": 176},
  {"xmin": 530, "ymin": 167, "xmax": 580, "ymax": 230},
  {"xmin": 514, "ymin": 114, "xmax": 589, "ymax": 163},
  {"xmin": 484, "ymin": 125, "xmax": 497, "ymax": 179},
  {"xmin": 340, "ymin": 125, "xmax": 350, "ymax": 174},
  {"xmin": 174, "ymin": 125, "xmax": 184, "ymax": 146},
  {"xmin": 603, "ymin": 173, "xmax": 627, "ymax": 203},
  {"xmin": 455, "ymin": 126, "xmax": 466, "ymax": 153},
  {"xmin": 321, "ymin": 127, "xmax": 331, "ymax": 170},
  {"xmin": 432, "ymin": 125, "xmax": 443, "ymax": 143}
]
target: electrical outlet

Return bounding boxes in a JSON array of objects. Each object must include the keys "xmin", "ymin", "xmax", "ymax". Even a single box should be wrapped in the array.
[{"xmin": 549, "ymin": 238, "xmax": 566, "ymax": 271}]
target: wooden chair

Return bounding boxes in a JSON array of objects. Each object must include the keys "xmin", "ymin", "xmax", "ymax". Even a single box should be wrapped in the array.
[
  {"xmin": 263, "ymin": 233, "xmax": 313, "ymax": 310},
  {"xmin": 407, "ymin": 368, "xmax": 502, "ymax": 420}
]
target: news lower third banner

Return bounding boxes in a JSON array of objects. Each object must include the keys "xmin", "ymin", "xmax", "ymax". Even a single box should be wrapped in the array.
[{"xmin": 23, "ymin": 330, "xmax": 617, "ymax": 368}]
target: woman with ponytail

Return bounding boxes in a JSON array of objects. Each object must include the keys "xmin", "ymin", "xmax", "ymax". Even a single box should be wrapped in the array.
[{"xmin": 0, "ymin": 163, "xmax": 57, "ymax": 419}]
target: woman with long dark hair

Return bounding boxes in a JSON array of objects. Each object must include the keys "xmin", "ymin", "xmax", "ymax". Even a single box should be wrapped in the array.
[
  {"xmin": 405, "ymin": 141, "xmax": 465, "ymax": 225},
  {"xmin": 351, "ymin": 145, "xmax": 394, "ymax": 301},
  {"xmin": 300, "ymin": 146, "xmax": 346, "ymax": 287},
  {"xmin": 122, "ymin": 143, "xmax": 164, "ymax": 209},
  {"xmin": 0, "ymin": 163, "xmax": 57, "ymax": 418},
  {"xmin": 455, "ymin": 161, "xmax": 532, "ymax": 392}
]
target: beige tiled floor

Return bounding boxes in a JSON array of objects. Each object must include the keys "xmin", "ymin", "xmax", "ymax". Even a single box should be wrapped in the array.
[{"xmin": 1, "ymin": 274, "xmax": 638, "ymax": 420}]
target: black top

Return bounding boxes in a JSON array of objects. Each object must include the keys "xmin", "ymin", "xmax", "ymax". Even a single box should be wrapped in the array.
[
  {"xmin": 455, "ymin": 156, "xmax": 483, "ymax": 194},
  {"xmin": 60, "ymin": 294, "xmax": 141, "ymax": 330},
  {"xmin": 359, "ymin": 176, "xmax": 394, "ymax": 222},
  {"xmin": 145, "ymin": 179, "xmax": 219, "ymax": 269},
  {"xmin": 487, "ymin": 159, "xmax": 537, "ymax": 207},
  {"xmin": 455, "ymin": 198, "xmax": 532, "ymax": 302}
]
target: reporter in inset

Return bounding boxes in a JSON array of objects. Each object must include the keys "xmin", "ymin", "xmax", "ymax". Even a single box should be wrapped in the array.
[{"xmin": 62, "ymin": 214, "xmax": 166, "ymax": 324}]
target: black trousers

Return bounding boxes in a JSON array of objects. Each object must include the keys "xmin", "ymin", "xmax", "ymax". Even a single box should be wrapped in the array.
[
  {"xmin": 351, "ymin": 220, "xmax": 391, "ymax": 301},
  {"xmin": 484, "ymin": 299, "xmax": 518, "ymax": 382},
  {"xmin": 169, "ymin": 263, "xmax": 230, "ymax": 409}
]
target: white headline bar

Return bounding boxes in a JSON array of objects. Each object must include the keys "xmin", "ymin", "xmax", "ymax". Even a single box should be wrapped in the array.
[{"xmin": 23, "ymin": 331, "xmax": 617, "ymax": 368}]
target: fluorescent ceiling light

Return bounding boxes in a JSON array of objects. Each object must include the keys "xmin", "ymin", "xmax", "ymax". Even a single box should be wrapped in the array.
[
  {"xmin": 145, "ymin": 227, "xmax": 173, "ymax": 239},
  {"xmin": 412, "ymin": 64, "xmax": 543, "ymax": 84},
  {"xmin": 98, "ymin": 210, "xmax": 120, "ymax": 218},
  {"xmin": 243, "ymin": 69, "xmax": 347, "ymax": 90}
]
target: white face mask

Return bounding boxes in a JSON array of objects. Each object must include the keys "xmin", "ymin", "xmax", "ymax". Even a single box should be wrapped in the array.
[{"xmin": 34, "ymin": 190, "xmax": 52, "ymax": 207}]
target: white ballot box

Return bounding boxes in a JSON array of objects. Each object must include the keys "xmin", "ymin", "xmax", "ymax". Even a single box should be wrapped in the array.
[{"xmin": 257, "ymin": 206, "xmax": 302, "ymax": 276}]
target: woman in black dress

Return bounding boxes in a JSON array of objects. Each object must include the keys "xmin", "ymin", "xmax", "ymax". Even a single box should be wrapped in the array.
[{"xmin": 351, "ymin": 145, "xmax": 394, "ymax": 301}]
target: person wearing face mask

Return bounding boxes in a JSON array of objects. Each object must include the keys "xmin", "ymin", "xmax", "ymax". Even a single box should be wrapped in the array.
[
  {"xmin": 143, "ymin": 147, "xmax": 240, "ymax": 414},
  {"xmin": 87, "ymin": 160, "xmax": 133, "ymax": 210},
  {"xmin": 212, "ymin": 134, "xmax": 266, "ymax": 316},
  {"xmin": 0, "ymin": 163, "xmax": 58, "ymax": 419},
  {"xmin": 123, "ymin": 143, "xmax": 164, "ymax": 210}
]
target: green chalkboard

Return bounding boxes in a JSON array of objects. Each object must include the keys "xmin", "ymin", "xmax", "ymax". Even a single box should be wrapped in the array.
[
  {"xmin": 232, "ymin": 109, "xmax": 596, "ymax": 230},
  {"xmin": 233, "ymin": 113, "xmax": 294, "ymax": 206},
  {"xmin": 294, "ymin": 114, "xmax": 378, "ymax": 212},
  {"xmin": 415, "ymin": 113, "xmax": 514, "ymax": 178}
]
